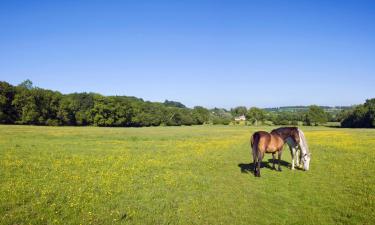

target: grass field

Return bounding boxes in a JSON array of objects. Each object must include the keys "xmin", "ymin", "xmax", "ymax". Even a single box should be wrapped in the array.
[{"xmin": 0, "ymin": 125, "xmax": 374, "ymax": 225}]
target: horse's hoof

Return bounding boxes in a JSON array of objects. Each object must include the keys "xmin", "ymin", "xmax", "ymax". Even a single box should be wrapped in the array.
[{"xmin": 278, "ymin": 168, "xmax": 282, "ymax": 172}]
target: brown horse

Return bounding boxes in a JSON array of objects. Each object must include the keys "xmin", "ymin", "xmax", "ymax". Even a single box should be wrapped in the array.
[
  {"xmin": 251, "ymin": 130, "xmax": 285, "ymax": 177},
  {"xmin": 250, "ymin": 127, "xmax": 311, "ymax": 177}
]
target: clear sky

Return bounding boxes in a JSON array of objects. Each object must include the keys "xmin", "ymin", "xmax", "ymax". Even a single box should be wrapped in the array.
[{"xmin": 0, "ymin": 0, "xmax": 374, "ymax": 108}]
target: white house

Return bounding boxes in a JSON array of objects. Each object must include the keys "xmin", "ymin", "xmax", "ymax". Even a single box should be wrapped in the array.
[{"xmin": 234, "ymin": 115, "xmax": 246, "ymax": 121}]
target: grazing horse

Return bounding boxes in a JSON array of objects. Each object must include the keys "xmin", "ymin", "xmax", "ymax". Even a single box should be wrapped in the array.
[
  {"xmin": 250, "ymin": 127, "xmax": 310, "ymax": 177},
  {"xmin": 271, "ymin": 127, "xmax": 311, "ymax": 171}
]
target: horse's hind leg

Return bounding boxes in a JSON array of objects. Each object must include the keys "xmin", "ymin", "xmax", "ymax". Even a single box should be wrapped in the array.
[
  {"xmin": 277, "ymin": 149, "xmax": 283, "ymax": 171},
  {"xmin": 257, "ymin": 152, "xmax": 264, "ymax": 177},
  {"xmin": 252, "ymin": 147, "xmax": 257, "ymax": 176},
  {"xmin": 272, "ymin": 153, "xmax": 276, "ymax": 170},
  {"xmin": 253, "ymin": 155, "xmax": 257, "ymax": 176}
]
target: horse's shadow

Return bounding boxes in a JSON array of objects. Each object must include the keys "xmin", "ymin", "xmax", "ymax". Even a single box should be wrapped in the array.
[{"xmin": 238, "ymin": 159, "xmax": 290, "ymax": 174}]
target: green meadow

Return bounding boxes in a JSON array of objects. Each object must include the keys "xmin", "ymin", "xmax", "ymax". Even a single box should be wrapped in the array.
[{"xmin": 0, "ymin": 125, "xmax": 374, "ymax": 225}]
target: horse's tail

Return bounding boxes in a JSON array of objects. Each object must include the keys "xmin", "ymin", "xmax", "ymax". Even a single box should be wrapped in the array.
[
  {"xmin": 297, "ymin": 128, "xmax": 309, "ymax": 154},
  {"xmin": 251, "ymin": 132, "xmax": 260, "ymax": 162}
]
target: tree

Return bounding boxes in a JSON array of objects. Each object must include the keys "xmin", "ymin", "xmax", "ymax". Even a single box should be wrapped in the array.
[
  {"xmin": 57, "ymin": 97, "xmax": 75, "ymax": 125},
  {"xmin": 18, "ymin": 79, "xmax": 33, "ymax": 90},
  {"xmin": 131, "ymin": 101, "xmax": 162, "ymax": 126},
  {"xmin": 73, "ymin": 93, "xmax": 96, "ymax": 125},
  {"xmin": 192, "ymin": 106, "xmax": 210, "ymax": 125},
  {"xmin": 163, "ymin": 100, "xmax": 186, "ymax": 108},
  {"xmin": 231, "ymin": 106, "xmax": 247, "ymax": 117},
  {"xmin": 0, "ymin": 81, "xmax": 17, "ymax": 123},
  {"xmin": 210, "ymin": 108, "xmax": 232, "ymax": 125},
  {"xmin": 179, "ymin": 108, "xmax": 195, "ymax": 125},
  {"xmin": 305, "ymin": 105, "xmax": 328, "ymax": 126},
  {"xmin": 90, "ymin": 96, "xmax": 119, "ymax": 127},
  {"xmin": 246, "ymin": 107, "xmax": 266, "ymax": 125}
]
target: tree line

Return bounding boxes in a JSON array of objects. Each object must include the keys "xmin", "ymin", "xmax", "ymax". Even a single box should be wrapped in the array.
[
  {"xmin": 0, "ymin": 80, "xmax": 373, "ymax": 127},
  {"xmin": 230, "ymin": 105, "xmax": 331, "ymax": 126},
  {"xmin": 0, "ymin": 80, "xmax": 215, "ymax": 126},
  {"xmin": 229, "ymin": 99, "xmax": 374, "ymax": 128}
]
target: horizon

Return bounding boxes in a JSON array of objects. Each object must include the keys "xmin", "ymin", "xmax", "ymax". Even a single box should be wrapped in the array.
[{"xmin": 1, "ymin": 0, "xmax": 374, "ymax": 108}]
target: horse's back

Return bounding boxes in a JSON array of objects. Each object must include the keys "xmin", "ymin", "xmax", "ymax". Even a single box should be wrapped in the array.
[{"xmin": 251, "ymin": 131, "xmax": 283, "ymax": 153}]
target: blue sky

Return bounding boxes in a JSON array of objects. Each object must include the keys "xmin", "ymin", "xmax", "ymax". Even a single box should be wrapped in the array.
[{"xmin": 0, "ymin": 0, "xmax": 374, "ymax": 108}]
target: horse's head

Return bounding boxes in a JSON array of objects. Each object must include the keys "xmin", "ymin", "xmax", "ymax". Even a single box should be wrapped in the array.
[{"xmin": 301, "ymin": 153, "xmax": 311, "ymax": 171}]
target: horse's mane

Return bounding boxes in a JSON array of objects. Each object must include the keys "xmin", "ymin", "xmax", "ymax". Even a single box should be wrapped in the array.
[
  {"xmin": 271, "ymin": 126, "xmax": 298, "ymax": 133},
  {"xmin": 297, "ymin": 128, "xmax": 310, "ymax": 155}
]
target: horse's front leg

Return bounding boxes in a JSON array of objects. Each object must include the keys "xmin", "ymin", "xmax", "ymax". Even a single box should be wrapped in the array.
[
  {"xmin": 277, "ymin": 149, "xmax": 283, "ymax": 171},
  {"xmin": 296, "ymin": 148, "xmax": 301, "ymax": 167},
  {"xmin": 272, "ymin": 153, "xmax": 276, "ymax": 170},
  {"xmin": 291, "ymin": 147, "xmax": 296, "ymax": 170}
]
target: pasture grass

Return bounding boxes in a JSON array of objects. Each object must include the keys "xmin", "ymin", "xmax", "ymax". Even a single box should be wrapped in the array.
[{"xmin": 0, "ymin": 125, "xmax": 374, "ymax": 225}]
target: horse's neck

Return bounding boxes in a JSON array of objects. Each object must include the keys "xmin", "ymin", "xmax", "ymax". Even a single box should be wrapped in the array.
[{"xmin": 272, "ymin": 131, "xmax": 289, "ymax": 141}]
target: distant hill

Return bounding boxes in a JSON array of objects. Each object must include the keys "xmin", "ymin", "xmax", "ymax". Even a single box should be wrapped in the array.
[{"xmin": 263, "ymin": 106, "xmax": 354, "ymax": 113}]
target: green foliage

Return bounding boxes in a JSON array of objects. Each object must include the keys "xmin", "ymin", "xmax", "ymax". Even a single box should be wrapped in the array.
[
  {"xmin": 58, "ymin": 92, "xmax": 96, "ymax": 125},
  {"xmin": 246, "ymin": 107, "xmax": 266, "ymax": 125},
  {"xmin": 0, "ymin": 81, "xmax": 17, "ymax": 123},
  {"xmin": 11, "ymin": 86, "xmax": 62, "ymax": 125},
  {"xmin": 163, "ymin": 100, "xmax": 186, "ymax": 108},
  {"xmin": 231, "ymin": 106, "xmax": 247, "ymax": 117},
  {"xmin": 341, "ymin": 98, "xmax": 375, "ymax": 128},
  {"xmin": 17, "ymin": 79, "xmax": 33, "ymax": 90},
  {"xmin": 1, "ymin": 80, "xmax": 366, "ymax": 128},
  {"xmin": 304, "ymin": 105, "xmax": 328, "ymax": 126},
  {"xmin": 264, "ymin": 106, "xmax": 347, "ymax": 126},
  {"xmin": 0, "ymin": 80, "xmax": 212, "ymax": 127},
  {"xmin": 192, "ymin": 106, "xmax": 210, "ymax": 125},
  {"xmin": 210, "ymin": 108, "xmax": 232, "ymax": 125}
]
